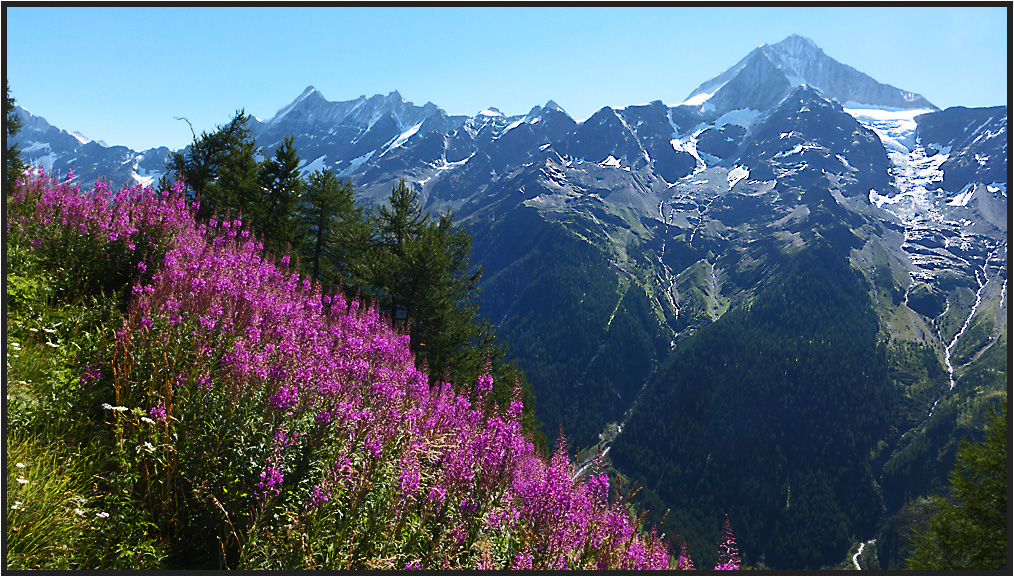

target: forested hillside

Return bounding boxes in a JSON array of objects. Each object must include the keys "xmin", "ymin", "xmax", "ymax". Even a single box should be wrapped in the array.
[{"xmin": 612, "ymin": 232, "xmax": 892, "ymax": 569}]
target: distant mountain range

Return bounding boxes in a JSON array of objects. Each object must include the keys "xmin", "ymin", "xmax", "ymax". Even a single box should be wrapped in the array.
[{"xmin": 9, "ymin": 34, "xmax": 1007, "ymax": 570}]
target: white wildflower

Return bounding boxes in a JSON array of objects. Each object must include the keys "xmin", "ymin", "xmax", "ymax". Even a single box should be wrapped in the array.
[
  {"xmin": 96, "ymin": 511, "xmax": 110, "ymax": 518},
  {"xmin": 16, "ymin": 462, "xmax": 26, "ymax": 469},
  {"xmin": 16, "ymin": 477, "xmax": 29, "ymax": 485}
]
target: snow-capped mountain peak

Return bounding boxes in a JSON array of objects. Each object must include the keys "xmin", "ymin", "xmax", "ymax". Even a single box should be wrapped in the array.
[{"xmin": 682, "ymin": 34, "xmax": 937, "ymax": 117}]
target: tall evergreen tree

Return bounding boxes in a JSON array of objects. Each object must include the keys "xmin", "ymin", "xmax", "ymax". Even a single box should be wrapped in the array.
[
  {"xmin": 365, "ymin": 180, "xmax": 529, "ymax": 401},
  {"xmin": 334, "ymin": 179, "xmax": 540, "ymax": 441},
  {"xmin": 907, "ymin": 406, "xmax": 1009, "ymax": 570},
  {"xmin": 400, "ymin": 210, "xmax": 483, "ymax": 380},
  {"xmin": 258, "ymin": 136, "xmax": 302, "ymax": 253},
  {"xmin": 218, "ymin": 137, "xmax": 264, "ymax": 223},
  {"xmin": 370, "ymin": 179, "xmax": 429, "ymax": 324},
  {"xmin": 5, "ymin": 79, "xmax": 25, "ymax": 195},
  {"xmin": 295, "ymin": 168, "xmax": 368, "ymax": 286},
  {"xmin": 165, "ymin": 109, "xmax": 261, "ymax": 223}
]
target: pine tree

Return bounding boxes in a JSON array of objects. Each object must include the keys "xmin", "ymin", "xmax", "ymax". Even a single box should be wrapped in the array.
[
  {"xmin": 715, "ymin": 514, "xmax": 741, "ymax": 570},
  {"xmin": 907, "ymin": 406, "xmax": 1009, "ymax": 570},
  {"xmin": 258, "ymin": 136, "xmax": 303, "ymax": 253},
  {"xmin": 365, "ymin": 179, "xmax": 533, "ymax": 410},
  {"xmin": 166, "ymin": 109, "xmax": 261, "ymax": 223},
  {"xmin": 218, "ymin": 137, "xmax": 264, "ymax": 225},
  {"xmin": 5, "ymin": 79, "xmax": 25, "ymax": 195},
  {"xmin": 295, "ymin": 168, "xmax": 367, "ymax": 285},
  {"xmin": 401, "ymin": 210, "xmax": 483, "ymax": 378},
  {"xmin": 369, "ymin": 179, "xmax": 429, "ymax": 325}
]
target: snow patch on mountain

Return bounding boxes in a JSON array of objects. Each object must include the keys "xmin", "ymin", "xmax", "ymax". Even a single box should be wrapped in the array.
[
  {"xmin": 845, "ymin": 107, "xmax": 933, "ymax": 152},
  {"xmin": 386, "ymin": 122, "xmax": 424, "ymax": 152},
  {"xmin": 300, "ymin": 155, "xmax": 327, "ymax": 176},
  {"xmin": 727, "ymin": 165, "xmax": 749, "ymax": 188},
  {"xmin": 946, "ymin": 183, "xmax": 976, "ymax": 207},
  {"xmin": 600, "ymin": 155, "xmax": 622, "ymax": 168},
  {"xmin": 341, "ymin": 151, "xmax": 375, "ymax": 177},
  {"xmin": 671, "ymin": 134, "xmax": 706, "ymax": 173},
  {"xmin": 69, "ymin": 131, "xmax": 92, "ymax": 145},
  {"xmin": 679, "ymin": 91, "xmax": 717, "ymax": 107},
  {"xmin": 714, "ymin": 108, "xmax": 763, "ymax": 129}
]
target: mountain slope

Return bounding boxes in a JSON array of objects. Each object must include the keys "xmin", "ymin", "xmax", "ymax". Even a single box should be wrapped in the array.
[{"xmin": 8, "ymin": 34, "xmax": 1006, "ymax": 571}]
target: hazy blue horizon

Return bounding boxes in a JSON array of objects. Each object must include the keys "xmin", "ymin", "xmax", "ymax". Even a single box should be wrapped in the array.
[{"xmin": 5, "ymin": 5, "xmax": 1008, "ymax": 151}]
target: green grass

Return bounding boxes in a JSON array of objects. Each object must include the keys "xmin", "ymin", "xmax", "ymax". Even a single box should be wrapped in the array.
[
  {"xmin": 5, "ymin": 431, "xmax": 89, "ymax": 570},
  {"xmin": 5, "ymin": 218, "xmax": 166, "ymax": 569},
  {"xmin": 951, "ymin": 314, "xmax": 995, "ymax": 366}
]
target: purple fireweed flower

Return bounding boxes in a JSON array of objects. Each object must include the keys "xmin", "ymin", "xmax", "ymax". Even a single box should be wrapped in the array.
[
  {"xmin": 364, "ymin": 435, "xmax": 383, "ymax": 459},
  {"xmin": 196, "ymin": 373, "xmax": 212, "ymax": 390},
  {"xmin": 149, "ymin": 402, "xmax": 167, "ymax": 423},
  {"xmin": 79, "ymin": 365, "xmax": 101, "ymax": 384},
  {"xmin": 268, "ymin": 384, "xmax": 298, "ymax": 412},
  {"xmin": 426, "ymin": 485, "xmax": 446, "ymax": 508},
  {"xmin": 309, "ymin": 484, "xmax": 331, "ymax": 507},
  {"xmin": 257, "ymin": 465, "xmax": 284, "ymax": 496},
  {"xmin": 476, "ymin": 373, "xmax": 493, "ymax": 397},
  {"xmin": 714, "ymin": 514, "xmax": 741, "ymax": 570},
  {"xmin": 399, "ymin": 469, "xmax": 421, "ymax": 497},
  {"xmin": 511, "ymin": 548, "xmax": 534, "ymax": 570}
]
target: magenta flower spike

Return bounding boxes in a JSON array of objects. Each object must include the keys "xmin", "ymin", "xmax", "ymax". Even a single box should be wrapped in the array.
[{"xmin": 714, "ymin": 514, "xmax": 741, "ymax": 570}]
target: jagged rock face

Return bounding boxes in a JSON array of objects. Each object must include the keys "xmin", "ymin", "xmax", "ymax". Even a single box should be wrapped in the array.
[
  {"xmin": 739, "ymin": 85, "xmax": 892, "ymax": 195},
  {"xmin": 704, "ymin": 47, "xmax": 794, "ymax": 114},
  {"xmin": 252, "ymin": 87, "xmax": 465, "ymax": 181},
  {"xmin": 915, "ymin": 106, "xmax": 1007, "ymax": 191},
  {"xmin": 557, "ymin": 106, "xmax": 646, "ymax": 168},
  {"xmin": 12, "ymin": 106, "xmax": 170, "ymax": 188},
  {"xmin": 696, "ymin": 124, "xmax": 748, "ymax": 161},
  {"xmin": 618, "ymin": 101, "xmax": 699, "ymax": 182}
]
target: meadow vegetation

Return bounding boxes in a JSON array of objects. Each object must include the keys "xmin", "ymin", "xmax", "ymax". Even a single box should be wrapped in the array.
[{"xmin": 5, "ymin": 168, "xmax": 741, "ymax": 569}]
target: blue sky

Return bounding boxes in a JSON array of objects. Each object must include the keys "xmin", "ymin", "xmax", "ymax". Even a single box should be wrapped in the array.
[{"xmin": 5, "ymin": 5, "xmax": 1009, "ymax": 151}]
